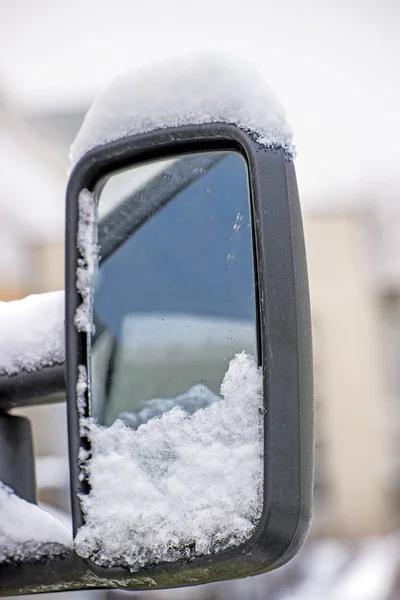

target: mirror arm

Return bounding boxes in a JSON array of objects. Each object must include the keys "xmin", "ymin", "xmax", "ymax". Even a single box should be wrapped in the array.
[
  {"xmin": 0, "ymin": 365, "xmax": 66, "ymax": 411},
  {"xmin": 0, "ymin": 413, "xmax": 36, "ymax": 503}
]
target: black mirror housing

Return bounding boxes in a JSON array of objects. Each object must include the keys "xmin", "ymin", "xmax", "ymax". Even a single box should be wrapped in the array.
[{"xmin": 65, "ymin": 122, "xmax": 313, "ymax": 588}]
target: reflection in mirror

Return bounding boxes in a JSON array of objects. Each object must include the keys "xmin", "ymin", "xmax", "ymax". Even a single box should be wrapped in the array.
[{"xmin": 76, "ymin": 151, "xmax": 264, "ymax": 571}]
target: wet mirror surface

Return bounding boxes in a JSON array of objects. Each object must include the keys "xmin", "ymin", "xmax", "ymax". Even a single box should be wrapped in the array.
[{"xmin": 78, "ymin": 151, "xmax": 264, "ymax": 571}]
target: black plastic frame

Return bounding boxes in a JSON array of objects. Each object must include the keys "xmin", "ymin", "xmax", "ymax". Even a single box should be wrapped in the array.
[
  {"xmin": 66, "ymin": 123, "xmax": 313, "ymax": 589},
  {"xmin": 0, "ymin": 365, "xmax": 65, "ymax": 411}
]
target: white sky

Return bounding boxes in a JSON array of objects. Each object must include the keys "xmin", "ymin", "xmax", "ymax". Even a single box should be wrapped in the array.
[{"xmin": 0, "ymin": 0, "xmax": 399, "ymax": 207}]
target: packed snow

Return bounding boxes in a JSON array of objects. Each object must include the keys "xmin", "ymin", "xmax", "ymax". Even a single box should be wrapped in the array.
[
  {"xmin": 76, "ymin": 364, "xmax": 88, "ymax": 419},
  {"xmin": 0, "ymin": 482, "xmax": 72, "ymax": 563},
  {"xmin": 74, "ymin": 189, "xmax": 98, "ymax": 334},
  {"xmin": 75, "ymin": 352, "xmax": 264, "ymax": 570},
  {"xmin": 0, "ymin": 291, "xmax": 64, "ymax": 376},
  {"xmin": 70, "ymin": 53, "xmax": 294, "ymax": 167}
]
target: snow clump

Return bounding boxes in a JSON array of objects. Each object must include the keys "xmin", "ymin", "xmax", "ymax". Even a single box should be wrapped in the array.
[
  {"xmin": 70, "ymin": 52, "xmax": 294, "ymax": 167},
  {"xmin": 75, "ymin": 351, "xmax": 264, "ymax": 571},
  {"xmin": 0, "ymin": 483, "xmax": 72, "ymax": 563},
  {"xmin": 74, "ymin": 189, "xmax": 98, "ymax": 334},
  {"xmin": 0, "ymin": 291, "xmax": 64, "ymax": 376}
]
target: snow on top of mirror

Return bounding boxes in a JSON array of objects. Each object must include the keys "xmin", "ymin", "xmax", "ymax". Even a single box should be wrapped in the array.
[
  {"xmin": 0, "ymin": 291, "xmax": 64, "ymax": 376},
  {"xmin": 70, "ymin": 53, "xmax": 294, "ymax": 167},
  {"xmin": 75, "ymin": 352, "xmax": 263, "ymax": 571},
  {"xmin": 0, "ymin": 483, "xmax": 72, "ymax": 563}
]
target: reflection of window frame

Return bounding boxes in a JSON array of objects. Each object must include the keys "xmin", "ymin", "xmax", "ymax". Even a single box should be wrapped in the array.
[{"xmin": 95, "ymin": 152, "xmax": 225, "ymax": 264}]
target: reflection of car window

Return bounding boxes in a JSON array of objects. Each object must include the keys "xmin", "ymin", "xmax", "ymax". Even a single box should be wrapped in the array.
[
  {"xmin": 94, "ymin": 153, "xmax": 255, "ymax": 337},
  {"xmin": 115, "ymin": 314, "xmax": 255, "ymax": 423}
]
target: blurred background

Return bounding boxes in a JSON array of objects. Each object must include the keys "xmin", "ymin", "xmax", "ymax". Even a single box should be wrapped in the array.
[{"xmin": 0, "ymin": 0, "xmax": 399, "ymax": 597}]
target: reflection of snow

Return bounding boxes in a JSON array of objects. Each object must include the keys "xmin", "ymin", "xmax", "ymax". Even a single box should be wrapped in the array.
[
  {"xmin": 0, "ymin": 483, "xmax": 72, "ymax": 564},
  {"xmin": 118, "ymin": 383, "xmax": 220, "ymax": 429},
  {"xmin": 76, "ymin": 352, "xmax": 263, "ymax": 571}
]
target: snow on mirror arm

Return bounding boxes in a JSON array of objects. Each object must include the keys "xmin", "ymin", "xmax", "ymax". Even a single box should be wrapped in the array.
[
  {"xmin": 0, "ymin": 483, "xmax": 72, "ymax": 565},
  {"xmin": 75, "ymin": 150, "xmax": 265, "ymax": 571},
  {"xmin": 0, "ymin": 291, "xmax": 66, "ymax": 412},
  {"xmin": 0, "ymin": 292, "xmax": 64, "ymax": 377}
]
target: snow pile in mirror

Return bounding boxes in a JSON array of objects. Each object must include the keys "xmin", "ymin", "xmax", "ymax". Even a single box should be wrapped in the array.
[
  {"xmin": 75, "ymin": 352, "xmax": 264, "ymax": 570},
  {"xmin": 0, "ymin": 483, "xmax": 72, "ymax": 563},
  {"xmin": 0, "ymin": 291, "xmax": 64, "ymax": 376},
  {"xmin": 70, "ymin": 52, "xmax": 294, "ymax": 167}
]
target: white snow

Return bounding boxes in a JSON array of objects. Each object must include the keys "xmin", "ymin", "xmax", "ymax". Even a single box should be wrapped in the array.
[
  {"xmin": 70, "ymin": 53, "xmax": 294, "ymax": 167},
  {"xmin": 75, "ymin": 352, "xmax": 264, "ymax": 571},
  {"xmin": 74, "ymin": 189, "xmax": 98, "ymax": 334},
  {"xmin": 76, "ymin": 364, "xmax": 88, "ymax": 418},
  {"xmin": 0, "ymin": 291, "xmax": 64, "ymax": 376},
  {"xmin": 0, "ymin": 482, "xmax": 72, "ymax": 563}
]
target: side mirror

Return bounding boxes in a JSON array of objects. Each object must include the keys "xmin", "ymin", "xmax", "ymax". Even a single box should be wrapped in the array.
[{"xmin": 65, "ymin": 59, "xmax": 313, "ymax": 589}]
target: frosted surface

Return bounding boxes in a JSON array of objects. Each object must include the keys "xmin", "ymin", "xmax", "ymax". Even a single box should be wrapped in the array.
[
  {"xmin": 0, "ymin": 483, "xmax": 72, "ymax": 563},
  {"xmin": 75, "ymin": 352, "xmax": 263, "ymax": 570},
  {"xmin": 70, "ymin": 53, "xmax": 294, "ymax": 167},
  {"xmin": 0, "ymin": 291, "xmax": 64, "ymax": 376},
  {"xmin": 74, "ymin": 189, "xmax": 98, "ymax": 334}
]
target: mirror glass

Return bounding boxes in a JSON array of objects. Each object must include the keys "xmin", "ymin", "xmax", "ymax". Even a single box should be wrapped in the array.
[{"xmin": 77, "ymin": 151, "xmax": 264, "ymax": 571}]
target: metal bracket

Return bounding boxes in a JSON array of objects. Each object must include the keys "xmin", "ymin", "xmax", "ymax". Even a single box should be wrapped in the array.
[{"xmin": 0, "ymin": 413, "xmax": 36, "ymax": 504}]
